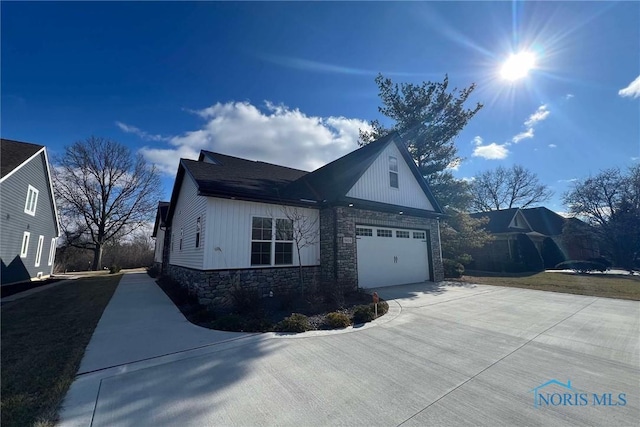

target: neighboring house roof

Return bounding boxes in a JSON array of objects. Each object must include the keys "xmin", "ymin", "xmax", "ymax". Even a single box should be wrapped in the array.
[
  {"xmin": 470, "ymin": 208, "xmax": 521, "ymax": 233},
  {"xmin": 0, "ymin": 138, "xmax": 60, "ymax": 237},
  {"xmin": 166, "ymin": 132, "xmax": 443, "ymax": 225},
  {"xmin": 152, "ymin": 201, "xmax": 170, "ymax": 237},
  {"xmin": 470, "ymin": 206, "xmax": 570, "ymax": 237},
  {"xmin": 1, "ymin": 138, "xmax": 44, "ymax": 179}
]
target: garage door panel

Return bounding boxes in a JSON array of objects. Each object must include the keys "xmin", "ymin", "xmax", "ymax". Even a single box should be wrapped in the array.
[{"xmin": 356, "ymin": 226, "xmax": 430, "ymax": 288}]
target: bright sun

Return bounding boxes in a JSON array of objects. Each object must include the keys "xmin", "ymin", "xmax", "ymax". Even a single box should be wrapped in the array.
[{"xmin": 500, "ymin": 51, "xmax": 536, "ymax": 81}]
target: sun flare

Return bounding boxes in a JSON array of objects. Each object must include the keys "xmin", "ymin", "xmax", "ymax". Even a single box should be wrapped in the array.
[{"xmin": 500, "ymin": 51, "xmax": 536, "ymax": 81}]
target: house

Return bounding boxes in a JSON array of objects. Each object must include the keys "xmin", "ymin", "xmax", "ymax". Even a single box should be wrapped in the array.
[
  {"xmin": 469, "ymin": 207, "xmax": 599, "ymax": 271},
  {"xmin": 153, "ymin": 132, "xmax": 445, "ymax": 306},
  {"xmin": 151, "ymin": 201, "xmax": 170, "ymax": 270},
  {"xmin": 1, "ymin": 139, "xmax": 60, "ymax": 285}
]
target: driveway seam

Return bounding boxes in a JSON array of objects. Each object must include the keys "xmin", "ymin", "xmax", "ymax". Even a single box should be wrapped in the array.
[{"xmin": 395, "ymin": 297, "xmax": 600, "ymax": 426}]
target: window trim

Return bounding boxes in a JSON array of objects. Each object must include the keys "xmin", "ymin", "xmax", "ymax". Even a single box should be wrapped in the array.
[
  {"xmin": 389, "ymin": 156, "xmax": 399, "ymax": 189},
  {"xmin": 20, "ymin": 231, "xmax": 30, "ymax": 258},
  {"xmin": 34, "ymin": 235, "xmax": 44, "ymax": 267},
  {"xmin": 24, "ymin": 185, "xmax": 39, "ymax": 216},
  {"xmin": 48, "ymin": 238, "xmax": 56, "ymax": 266},
  {"xmin": 250, "ymin": 216, "xmax": 294, "ymax": 267}
]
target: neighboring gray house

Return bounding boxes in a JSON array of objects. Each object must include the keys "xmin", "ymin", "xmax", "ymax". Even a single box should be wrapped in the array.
[
  {"xmin": 154, "ymin": 133, "xmax": 445, "ymax": 306},
  {"xmin": 1, "ymin": 139, "xmax": 60, "ymax": 285}
]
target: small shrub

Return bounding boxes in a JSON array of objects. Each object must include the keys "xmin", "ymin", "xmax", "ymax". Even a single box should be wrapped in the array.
[
  {"xmin": 588, "ymin": 257, "xmax": 612, "ymax": 270},
  {"xmin": 353, "ymin": 305, "xmax": 375, "ymax": 324},
  {"xmin": 147, "ymin": 265, "xmax": 159, "ymax": 278},
  {"xmin": 229, "ymin": 283, "xmax": 261, "ymax": 315},
  {"xmin": 109, "ymin": 264, "xmax": 121, "ymax": 274},
  {"xmin": 275, "ymin": 313, "xmax": 310, "ymax": 333},
  {"xmin": 541, "ymin": 237, "xmax": 566, "ymax": 269},
  {"xmin": 211, "ymin": 314, "xmax": 245, "ymax": 331},
  {"xmin": 443, "ymin": 259, "xmax": 464, "ymax": 278},
  {"xmin": 372, "ymin": 300, "xmax": 389, "ymax": 316},
  {"xmin": 555, "ymin": 260, "xmax": 607, "ymax": 274},
  {"xmin": 325, "ymin": 312, "xmax": 351, "ymax": 329}
]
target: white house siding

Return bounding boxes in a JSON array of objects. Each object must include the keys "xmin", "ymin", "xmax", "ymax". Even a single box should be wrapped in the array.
[
  {"xmin": 168, "ymin": 176, "xmax": 206, "ymax": 269},
  {"xmin": 153, "ymin": 228, "xmax": 165, "ymax": 263},
  {"xmin": 346, "ymin": 143, "xmax": 434, "ymax": 211},
  {"xmin": 204, "ymin": 198, "xmax": 320, "ymax": 270}
]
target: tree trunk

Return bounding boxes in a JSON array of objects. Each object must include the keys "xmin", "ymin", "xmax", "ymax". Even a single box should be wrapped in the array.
[{"xmin": 92, "ymin": 244, "xmax": 104, "ymax": 271}]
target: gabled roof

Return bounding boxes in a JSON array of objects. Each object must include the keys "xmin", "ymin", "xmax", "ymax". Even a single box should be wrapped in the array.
[
  {"xmin": 521, "ymin": 207, "xmax": 566, "ymax": 236},
  {"xmin": 470, "ymin": 207, "xmax": 569, "ymax": 236},
  {"xmin": 0, "ymin": 138, "xmax": 60, "ymax": 237},
  {"xmin": 166, "ymin": 132, "xmax": 444, "ymax": 224},
  {"xmin": 470, "ymin": 208, "xmax": 521, "ymax": 233},
  {"xmin": 152, "ymin": 201, "xmax": 170, "ymax": 237},
  {"xmin": 1, "ymin": 138, "xmax": 44, "ymax": 179},
  {"xmin": 285, "ymin": 132, "xmax": 443, "ymax": 213}
]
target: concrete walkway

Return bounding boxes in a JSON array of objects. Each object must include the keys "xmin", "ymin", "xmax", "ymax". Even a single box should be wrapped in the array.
[{"xmin": 59, "ymin": 272, "xmax": 251, "ymax": 426}]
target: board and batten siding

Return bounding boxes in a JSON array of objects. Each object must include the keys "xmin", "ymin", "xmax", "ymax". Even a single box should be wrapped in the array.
[
  {"xmin": 346, "ymin": 143, "xmax": 434, "ymax": 211},
  {"xmin": 204, "ymin": 198, "xmax": 320, "ymax": 270},
  {"xmin": 168, "ymin": 175, "xmax": 206, "ymax": 269},
  {"xmin": 0, "ymin": 151, "xmax": 58, "ymax": 284}
]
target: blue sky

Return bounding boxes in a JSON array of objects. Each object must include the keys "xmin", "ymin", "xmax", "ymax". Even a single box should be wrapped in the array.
[{"xmin": 2, "ymin": 1, "xmax": 639, "ymax": 213}]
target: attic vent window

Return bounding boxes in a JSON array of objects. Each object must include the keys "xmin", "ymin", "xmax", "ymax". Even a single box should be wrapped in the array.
[{"xmin": 389, "ymin": 156, "xmax": 399, "ymax": 188}]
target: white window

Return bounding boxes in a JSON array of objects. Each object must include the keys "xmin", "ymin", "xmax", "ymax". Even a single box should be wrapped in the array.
[
  {"xmin": 413, "ymin": 231, "xmax": 426, "ymax": 240},
  {"xmin": 48, "ymin": 238, "xmax": 57, "ymax": 266},
  {"xmin": 35, "ymin": 235, "xmax": 44, "ymax": 267},
  {"xmin": 250, "ymin": 217, "xmax": 294, "ymax": 266},
  {"xmin": 24, "ymin": 185, "xmax": 39, "ymax": 216},
  {"xmin": 20, "ymin": 231, "xmax": 30, "ymax": 258},
  {"xmin": 389, "ymin": 156, "xmax": 399, "ymax": 188}
]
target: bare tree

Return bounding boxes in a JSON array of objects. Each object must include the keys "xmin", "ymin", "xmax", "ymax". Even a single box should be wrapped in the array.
[
  {"xmin": 563, "ymin": 165, "xmax": 640, "ymax": 270},
  {"xmin": 278, "ymin": 206, "xmax": 319, "ymax": 296},
  {"xmin": 53, "ymin": 136, "xmax": 162, "ymax": 270},
  {"xmin": 471, "ymin": 165, "xmax": 552, "ymax": 212}
]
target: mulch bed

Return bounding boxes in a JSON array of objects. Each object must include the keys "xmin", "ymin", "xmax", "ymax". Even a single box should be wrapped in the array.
[{"xmin": 154, "ymin": 274, "xmax": 383, "ymax": 331}]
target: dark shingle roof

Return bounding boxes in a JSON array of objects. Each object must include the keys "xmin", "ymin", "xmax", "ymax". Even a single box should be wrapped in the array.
[
  {"xmin": 520, "ymin": 207, "xmax": 566, "ymax": 236},
  {"xmin": 470, "ymin": 208, "xmax": 520, "ymax": 233},
  {"xmin": 166, "ymin": 133, "xmax": 444, "ymax": 224},
  {"xmin": 1, "ymin": 138, "xmax": 44, "ymax": 178},
  {"xmin": 471, "ymin": 207, "xmax": 568, "ymax": 236},
  {"xmin": 187, "ymin": 152, "xmax": 310, "ymax": 202},
  {"xmin": 152, "ymin": 201, "xmax": 170, "ymax": 237}
]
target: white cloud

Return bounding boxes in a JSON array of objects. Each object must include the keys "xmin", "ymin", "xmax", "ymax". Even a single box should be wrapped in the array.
[
  {"xmin": 472, "ymin": 136, "xmax": 483, "ymax": 146},
  {"xmin": 137, "ymin": 101, "xmax": 371, "ymax": 175},
  {"xmin": 557, "ymin": 178, "xmax": 578, "ymax": 183},
  {"xmin": 510, "ymin": 104, "xmax": 550, "ymax": 144},
  {"xmin": 116, "ymin": 121, "xmax": 168, "ymax": 142},
  {"xmin": 472, "ymin": 143, "xmax": 509, "ymax": 160},
  {"xmin": 565, "ymin": 94, "xmax": 574, "ymax": 100},
  {"xmin": 548, "ymin": 144, "xmax": 557, "ymax": 148},
  {"xmin": 461, "ymin": 176, "xmax": 476, "ymax": 183},
  {"xmin": 618, "ymin": 75, "xmax": 640, "ymax": 98},
  {"xmin": 512, "ymin": 128, "xmax": 534, "ymax": 143},
  {"xmin": 524, "ymin": 105, "xmax": 550, "ymax": 128},
  {"xmin": 446, "ymin": 159, "xmax": 461, "ymax": 171}
]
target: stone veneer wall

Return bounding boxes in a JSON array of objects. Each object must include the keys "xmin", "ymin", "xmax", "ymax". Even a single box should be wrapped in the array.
[
  {"xmin": 167, "ymin": 264, "xmax": 320, "ymax": 307},
  {"xmin": 320, "ymin": 206, "xmax": 444, "ymax": 288}
]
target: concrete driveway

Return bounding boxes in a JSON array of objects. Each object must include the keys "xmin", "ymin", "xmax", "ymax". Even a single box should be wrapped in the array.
[{"xmin": 60, "ymin": 276, "xmax": 639, "ymax": 426}]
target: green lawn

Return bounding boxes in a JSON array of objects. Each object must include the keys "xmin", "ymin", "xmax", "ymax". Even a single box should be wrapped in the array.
[
  {"xmin": 1, "ymin": 274, "xmax": 121, "ymax": 427},
  {"xmin": 456, "ymin": 271, "xmax": 640, "ymax": 300}
]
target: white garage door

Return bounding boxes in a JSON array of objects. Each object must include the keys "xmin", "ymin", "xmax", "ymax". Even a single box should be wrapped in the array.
[{"xmin": 356, "ymin": 225, "xmax": 430, "ymax": 288}]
